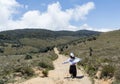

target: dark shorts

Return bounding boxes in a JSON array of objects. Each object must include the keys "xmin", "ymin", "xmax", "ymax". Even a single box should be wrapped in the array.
[{"xmin": 69, "ymin": 65, "xmax": 77, "ymax": 77}]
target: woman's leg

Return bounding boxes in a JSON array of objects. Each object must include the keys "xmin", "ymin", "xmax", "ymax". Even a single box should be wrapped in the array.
[
  {"xmin": 69, "ymin": 65, "xmax": 77, "ymax": 78},
  {"xmin": 73, "ymin": 65, "xmax": 77, "ymax": 77}
]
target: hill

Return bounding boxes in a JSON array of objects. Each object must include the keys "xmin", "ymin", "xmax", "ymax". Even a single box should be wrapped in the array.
[
  {"xmin": 0, "ymin": 29, "xmax": 100, "ymax": 55},
  {"xmin": 60, "ymin": 30, "xmax": 120, "ymax": 83},
  {"xmin": 0, "ymin": 29, "xmax": 100, "ymax": 83},
  {"xmin": 0, "ymin": 29, "xmax": 100, "ymax": 40}
]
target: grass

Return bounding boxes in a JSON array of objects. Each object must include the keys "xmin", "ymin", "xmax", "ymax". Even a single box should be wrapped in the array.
[
  {"xmin": 20, "ymin": 37, "xmax": 78, "ymax": 48},
  {"xmin": 0, "ymin": 29, "xmax": 98, "ymax": 83},
  {"xmin": 0, "ymin": 50, "xmax": 58, "ymax": 83},
  {"xmin": 0, "ymin": 36, "xmax": 78, "ymax": 55},
  {"xmin": 60, "ymin": 30, "xmax": 120, "ymax": 82},
  {"xmin": 0, "ymin": 44, "xmax": 39, "ymax": 55}
]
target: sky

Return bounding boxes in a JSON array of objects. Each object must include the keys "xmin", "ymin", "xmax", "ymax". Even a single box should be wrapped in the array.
[{"xmin": 0, "ymin": 0, "xmax": 120, "ymax": 32}]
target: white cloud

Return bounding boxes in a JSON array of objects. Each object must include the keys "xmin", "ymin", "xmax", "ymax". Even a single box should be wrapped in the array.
[
  {"xmin": 67, "ymin": 2, "xmax": 95, "ymax": 21},
  {"xmin": 0, "ymin": 0, "xmax": 19, "ymax": 31},
  {"xmin": 94, "ymin": 28, "xmax": 116, "ymax": 32},
  {"xmin": 78, "ymin": 24, "xmax": 117, "ymax": 32},
  {"xmin": 79, "ymin": 24, "xmax": 93, "ymax": 30},
  {"xmin": 0, "ymin": 0, "xmax": 22, "ymax": 31},
  {"xmin": 0, "ymin": 0, "xmax": 95, "ymax": 31}
]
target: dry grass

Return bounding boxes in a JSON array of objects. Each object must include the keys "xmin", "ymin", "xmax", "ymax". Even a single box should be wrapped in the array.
[
  {"xmin": 60, "ymin": 30, "xmax": 120, "ymax": 82},
  {"xmin": 0, "ymin": 50, "xmax": 58, "ymax": 83}
]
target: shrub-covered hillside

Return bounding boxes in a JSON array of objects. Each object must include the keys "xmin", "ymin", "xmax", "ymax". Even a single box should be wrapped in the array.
[
  {"xmin": 0, "ymin": 29, "xmax": 100, "ymax": 83},
  {"xmin": 0, "ymin": 29, "xmax": 100, "ymax": 55},
  {"xmin": 60, "ymin": 30, "xmax": 120, "ymax": 83},
  {"xmin": 0, "ymin": 29, "xmax": 100, "ymax": 40},
  {"xmin": 0, "ymin": 50, "xmax": 58, "ymax": 83}
]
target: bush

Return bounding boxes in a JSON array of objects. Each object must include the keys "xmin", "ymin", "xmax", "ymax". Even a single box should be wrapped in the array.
[
  {"xmin": 15, "ymin": 64, "xmax": 34, "ymax": 77},
  {"xmin": 38, "ymin": 61, "xmax": 54, "ymax": 70},
  {"xmin": 85, "ymin": 65, "xmax": 97, "ymax": 76},
  {"xmin": 101, "ymin": 65, "xmax": 115, "ymax": 78},
  {"xmin": 38, "ymin": 58, "xmax": 54, "ymax": 70},
  {"xmin": 24, "ymin": 54, "xmax": 32, "ymax": 60},
  {"xmin": 114, "ymin": 68, "xmax": 120, "ymax": 80},
  {"xmin": 47, "ymin": 52, "xmax": 58, "ymax": 61},
  {"xmin": 19, "ymin": 66, "xmax": 34, "ymax": 77},
  {"xmin": 39, "ymin": 62, "xmax": 48, "ymax": 68},
  {"xmin": 59, "ymin": 46, "xmax": 64, "ymax": 52},
  {"xmin": 0, "ymin": 48, "xmax": 4, "ymax": 53},
  {"xmin": 0, "ymin": 79, "xmax": 4, "ymax": 84},
  {"xmin": 39, "ymin": 47, "xmax": 48, "ymax": 53},
  {"xmin": 42, "ymin": 69, "xmax": 48, "ymax": 77}
]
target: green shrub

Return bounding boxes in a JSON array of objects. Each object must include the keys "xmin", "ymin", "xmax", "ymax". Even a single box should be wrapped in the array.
[
  {"xmin": 15, "ymin": 63, "xmax": 34, "ymax": 77},
  {"xmin": 39, "ymin": 62, "xmax": 48, "ymax": 68},
  {"xmin": 85, "ymin": 65, "xmax": 96, "ymax": 76},
  {"xmin": 42, "ymin": 69, "xmax": 48, "ymax": 77},
  {"xmin": 38, "ymin": 61, "xmax": 54, "ymax": 70},
  {"xmin": 59, "ymin": 46, "xmax": 64, "ymax": 52},
  {"xmin": 20, "ymin": 67, "xmax": 34, "ymax": 77},
  {"xmin": 49, "ymin": 54, "xmax": 58, "ymax": 61},
  {"xmin": 38, "ymin": 57, "xmax": 54, "ymax": 70},
  {"xmin": 47, "ymin": 52, "xmax": 58, "ymax": 61},
  {"xmin": 39, "ymin": 47, "xmax": 48, "ymax": 53},
  {"xmin": 25, "ymin": 54, "xmax": 32, "ymax": 60},
  {"xmin": 0, "ymin": 48, "xmax": 4, "ymax": 53},
  {"xmin": 101, "ymin": 65, "xmax": 115, "ymax": 78},
  {"xmin": 0, "ymin": 79, "xmax": 4, "ymax": 84}
]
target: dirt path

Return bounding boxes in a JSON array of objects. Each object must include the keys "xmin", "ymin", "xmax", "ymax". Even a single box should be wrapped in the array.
[{"xmin": 20, "ymin": 48, "xmax": 92, "ymax": 84}]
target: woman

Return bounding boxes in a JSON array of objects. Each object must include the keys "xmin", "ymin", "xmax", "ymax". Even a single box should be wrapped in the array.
[{"xmin": 63, "ymin": 52, "xmax": 81, "ymax": 78}]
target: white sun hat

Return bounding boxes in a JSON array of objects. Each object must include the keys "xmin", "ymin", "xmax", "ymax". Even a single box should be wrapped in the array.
[{"xmin": 70, "ymin": 52, "xmax": 74, "ymax": 57}]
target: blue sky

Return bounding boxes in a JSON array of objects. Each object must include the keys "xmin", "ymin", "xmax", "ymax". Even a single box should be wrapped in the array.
[{"xmin": 0, "ymin": 0, "xmax": 120, "ymax": 32}]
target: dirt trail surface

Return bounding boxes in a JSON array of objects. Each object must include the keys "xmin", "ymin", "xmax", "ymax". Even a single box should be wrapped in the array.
[{"xmin": 20, "ymin": 48, "xmax": 92, "ymax": 84}]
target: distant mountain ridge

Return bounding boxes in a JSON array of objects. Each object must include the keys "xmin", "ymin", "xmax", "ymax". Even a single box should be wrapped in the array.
[{"xmin": 0, "ymin": 29, "xmax": 101, "ymax": 40}]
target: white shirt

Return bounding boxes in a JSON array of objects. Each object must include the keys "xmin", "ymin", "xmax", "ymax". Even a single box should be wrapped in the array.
[{"xmin": 63, "ymin": 57, "xmax": 81, "ymax": 65}]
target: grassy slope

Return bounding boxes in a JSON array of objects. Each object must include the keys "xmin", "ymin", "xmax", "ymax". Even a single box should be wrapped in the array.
[
  {"xmin": 0, "ymin": 50, "xmax": 58, "ymax": 83},
  {"xmin": 61, "ymin": 30, "xmax": 120, "ymax": 82},
  {"xmin": 0, "ymin": 29, "xmax": 100, "ymax": 55},
  {"xmin": 0, "ymin": 29, "xmax": 100, "ymax": 83}
]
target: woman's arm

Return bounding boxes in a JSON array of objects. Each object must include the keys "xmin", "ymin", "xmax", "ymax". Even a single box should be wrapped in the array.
[{"xmin": 62, "ymin": 58, "xmax": 70, "ymax": 64}]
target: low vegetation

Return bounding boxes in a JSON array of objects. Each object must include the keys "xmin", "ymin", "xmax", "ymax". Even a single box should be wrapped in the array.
[
  {"xmin": 0, "ymin": 50, "xmax": 58, "ymax": 83},
  {"xmin": 0, "ymin": 29, "xmax": 100, "ymax": 83},
  {"xmin": 59, "ymin": 30, "xmax": 120, "ymax": 83}
]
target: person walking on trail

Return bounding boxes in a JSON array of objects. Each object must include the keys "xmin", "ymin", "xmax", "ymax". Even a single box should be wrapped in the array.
[{"xmin": 62, "ymin": 52, "xmax": 81, "ymax": 78}]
